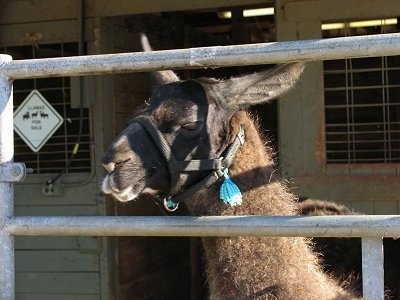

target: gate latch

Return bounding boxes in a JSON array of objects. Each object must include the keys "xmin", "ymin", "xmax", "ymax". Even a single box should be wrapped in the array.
[{"xmin": 0, "ymin": 162, "xmax": 28, "ymax": 182}]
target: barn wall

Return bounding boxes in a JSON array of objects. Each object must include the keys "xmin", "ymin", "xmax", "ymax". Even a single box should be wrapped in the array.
[
  {"xmin": 14, "ymin": 178, "xmax": 104, "ymax": 300},
  {"xmin": 276, "ymin": 0, "xmax": 400, "ymax": 213},
  {"xmin": 0, "ymin": 7, "xmax": 109, "ymax": 300},
  {"xmin": 0, "ymin": 0, "xmax": 269, "ymax": 24}
]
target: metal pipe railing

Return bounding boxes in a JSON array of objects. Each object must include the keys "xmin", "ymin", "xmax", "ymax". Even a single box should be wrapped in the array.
[
  {"xmin": 4, "ymin": 215, "xmax": 400, "ymax": 237},
  {"xmin": 0, "ymin": 54, "xmax": 15, "ymax": 300},
  {"xmin": 1, "ymin": 33, "xmax": 400, "ymax": 80}
]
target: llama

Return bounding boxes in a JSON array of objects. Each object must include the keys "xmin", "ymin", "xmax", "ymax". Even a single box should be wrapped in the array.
[
  {"xmin": 101, "ymin": 37, "xmax": 359, "ymax": 299},
  {"xmin": 299, "ymin": 198, "xmax": 400, "ymax": 299},
  {"xmin": 22, "ymin": 111, "xmax": 30, "ymax": 120}
]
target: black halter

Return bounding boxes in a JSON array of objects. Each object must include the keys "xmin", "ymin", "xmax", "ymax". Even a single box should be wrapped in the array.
[{"xmin": 132, "ymin": 115, "xmax": 245, "ymax": 211}]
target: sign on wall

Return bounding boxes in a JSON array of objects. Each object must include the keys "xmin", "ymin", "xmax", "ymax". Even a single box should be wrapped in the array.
[{"xmin": 14, "ymin": 90, "xmax": 63, "ymax": 152}]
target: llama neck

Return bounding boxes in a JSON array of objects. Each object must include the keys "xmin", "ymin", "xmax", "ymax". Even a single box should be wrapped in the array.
[
  {"xmin": 187, "ymin": 111, "xmax": 295, "ymax": 216},
  {"xmin": 186, "ymin": 112, "xmax": 356, "ymax": 300}
]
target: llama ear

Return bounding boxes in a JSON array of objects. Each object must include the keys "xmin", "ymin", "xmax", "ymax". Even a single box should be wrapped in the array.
[
  {"xmin": 140, "ymin": 33, "xmax": 180, "ymax": 85},
  {"xmin": 216, "ymin": 63, "xmax": 305, "ymax": 108}
]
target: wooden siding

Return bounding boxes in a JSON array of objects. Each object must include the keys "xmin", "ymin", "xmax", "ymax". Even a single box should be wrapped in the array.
[{"xmin": 14, "ymin": 179, "xmax": 103, "ymax": 299}]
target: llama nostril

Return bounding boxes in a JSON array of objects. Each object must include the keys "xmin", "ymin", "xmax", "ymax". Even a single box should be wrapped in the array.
[
  {"xmin": 150, "ymin": 166, "xmax": 157, "ymax": 174},
  {"xmin": 103, "ymin": 162, "xmax": 115, "ymax": 174}
]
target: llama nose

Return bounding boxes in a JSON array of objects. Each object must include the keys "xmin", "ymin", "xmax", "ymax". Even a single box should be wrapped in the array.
[{"xmin": 103, "ymin": 162, "xmax": 115, "ymax": 174}]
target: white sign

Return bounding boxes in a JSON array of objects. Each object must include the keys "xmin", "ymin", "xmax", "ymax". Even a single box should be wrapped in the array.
[{"xmin": 14, "ymin": 90, "xmax": 63, "ymax": 152}]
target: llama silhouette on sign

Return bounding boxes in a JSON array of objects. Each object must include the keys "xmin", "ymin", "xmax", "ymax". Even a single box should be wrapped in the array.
[
  {"xmin": 31, "ymin": 111, "xmax": 39, "ymax": 119},
  {"xmin": 40, "ymin": 111, "xmax": 49, "ymax": 119},
  {"xmin": 22, "ymin": 111, "xmax": 30, "ymax": 120}
]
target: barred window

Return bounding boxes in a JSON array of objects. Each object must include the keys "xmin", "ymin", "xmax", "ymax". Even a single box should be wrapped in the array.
[
  {"xmin": 324, "ymin": 20, "xmax": 400, "ymax": 164},
  {"xmin": 1, "ymin": 43, "xmax": 92, "ymax": 173}
]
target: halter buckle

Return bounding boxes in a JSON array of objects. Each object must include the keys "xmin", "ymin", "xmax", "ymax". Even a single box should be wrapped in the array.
[{"xmin": 163, "ymin": 198, "xmax": 180, "ymax": 212}]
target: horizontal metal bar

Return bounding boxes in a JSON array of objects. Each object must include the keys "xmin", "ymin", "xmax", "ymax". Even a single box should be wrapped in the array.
[
  {"xmin": 2, "ymin": 33, "xmax": 400, "ymax": 80},
  {"xmin": 5, "ymin": 215, "xmax": 400, "ymax": 237}
]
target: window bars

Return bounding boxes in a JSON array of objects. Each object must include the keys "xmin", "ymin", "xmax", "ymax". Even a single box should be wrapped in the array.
[
  {"xmin": 325, "ymin": 20, "xmax": 400, "ymax": 164},
  {"xmin": 0, "ymin": 43, "xmax": 91, "ymax": 174}
]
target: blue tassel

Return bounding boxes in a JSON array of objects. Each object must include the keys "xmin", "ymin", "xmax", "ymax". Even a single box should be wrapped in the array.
[{"xmin": 219, "ymin": 169, "xmax": 242, "ymax": 206}]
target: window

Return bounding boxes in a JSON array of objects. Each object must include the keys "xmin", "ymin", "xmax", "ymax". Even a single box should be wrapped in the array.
[
  {"xmin": 1, "ymin": 43, "xmax": 92, "ymax": 173},
  {"xmin": 324, "ymin": 20, "xmax": 400, "ymax": 164}
]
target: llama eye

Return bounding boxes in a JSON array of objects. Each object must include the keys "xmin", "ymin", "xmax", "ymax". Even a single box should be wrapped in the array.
[{"xmin": 182, "ymin": 121, "xmax": 201, "ymax": 131}]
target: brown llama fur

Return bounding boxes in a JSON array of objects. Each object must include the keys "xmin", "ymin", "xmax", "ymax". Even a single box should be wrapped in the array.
[
  {"xmin": 186, "ymin": 112, "xmax": 358, "ymax": 300},
  {"xmin": 299, "ymin": 198, "xmax": 400, "ymax": 299}
]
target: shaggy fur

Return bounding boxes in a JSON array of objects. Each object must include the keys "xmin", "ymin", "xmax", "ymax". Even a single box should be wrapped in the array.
[
  {"xmin": 186, "ymin": 113, "xmax": 358, "ymax": 299},
  {"xmin": 299, "ymin": 199, "xmax": 400, "ymax": 299}
]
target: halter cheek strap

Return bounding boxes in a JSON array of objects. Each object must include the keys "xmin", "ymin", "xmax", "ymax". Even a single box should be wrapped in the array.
[{"xmin": 132, "ymin": 115, "xmax": 245, "ymax": 211}]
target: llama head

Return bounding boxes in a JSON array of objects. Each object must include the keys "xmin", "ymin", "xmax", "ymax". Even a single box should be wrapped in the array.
[{"xmin": 101, "ymin": 36, "xmax": 305, "ymax": 204}]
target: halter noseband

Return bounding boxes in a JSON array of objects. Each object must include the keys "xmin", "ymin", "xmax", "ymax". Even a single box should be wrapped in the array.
[{"xmin": 132, "ymin": 115, "xmax": 245, "ymax": 211}]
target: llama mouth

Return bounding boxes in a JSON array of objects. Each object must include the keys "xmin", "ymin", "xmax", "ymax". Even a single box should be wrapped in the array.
[{"xmin": 102, "ymin": 174, "xmax": 140, "ymax": 202}]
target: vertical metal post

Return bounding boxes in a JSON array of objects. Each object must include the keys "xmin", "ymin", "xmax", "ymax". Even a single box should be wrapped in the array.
[
  {"xmin": 362, "ymin": 237, "xmax": 384, "ymax": 300},
  {"xmin": 0, "ymin": 54, "xmax": 15, "ymax": 300}
]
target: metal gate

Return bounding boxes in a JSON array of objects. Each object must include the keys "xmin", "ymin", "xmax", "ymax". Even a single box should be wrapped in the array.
[{"xmin": 1, "ymin": 33, "xmax": 400, "ymax": 300}]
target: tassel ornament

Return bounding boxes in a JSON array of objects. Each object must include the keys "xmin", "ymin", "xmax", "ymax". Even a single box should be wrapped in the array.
[{"xmin": 219, "ymin": 169, "xmax": 242, "ymax": 207}]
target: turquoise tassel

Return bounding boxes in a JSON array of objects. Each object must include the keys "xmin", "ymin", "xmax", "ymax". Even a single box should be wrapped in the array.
[{"xmin": 219, "ymin": 169, "xmax": 242, "ymax": 207}]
